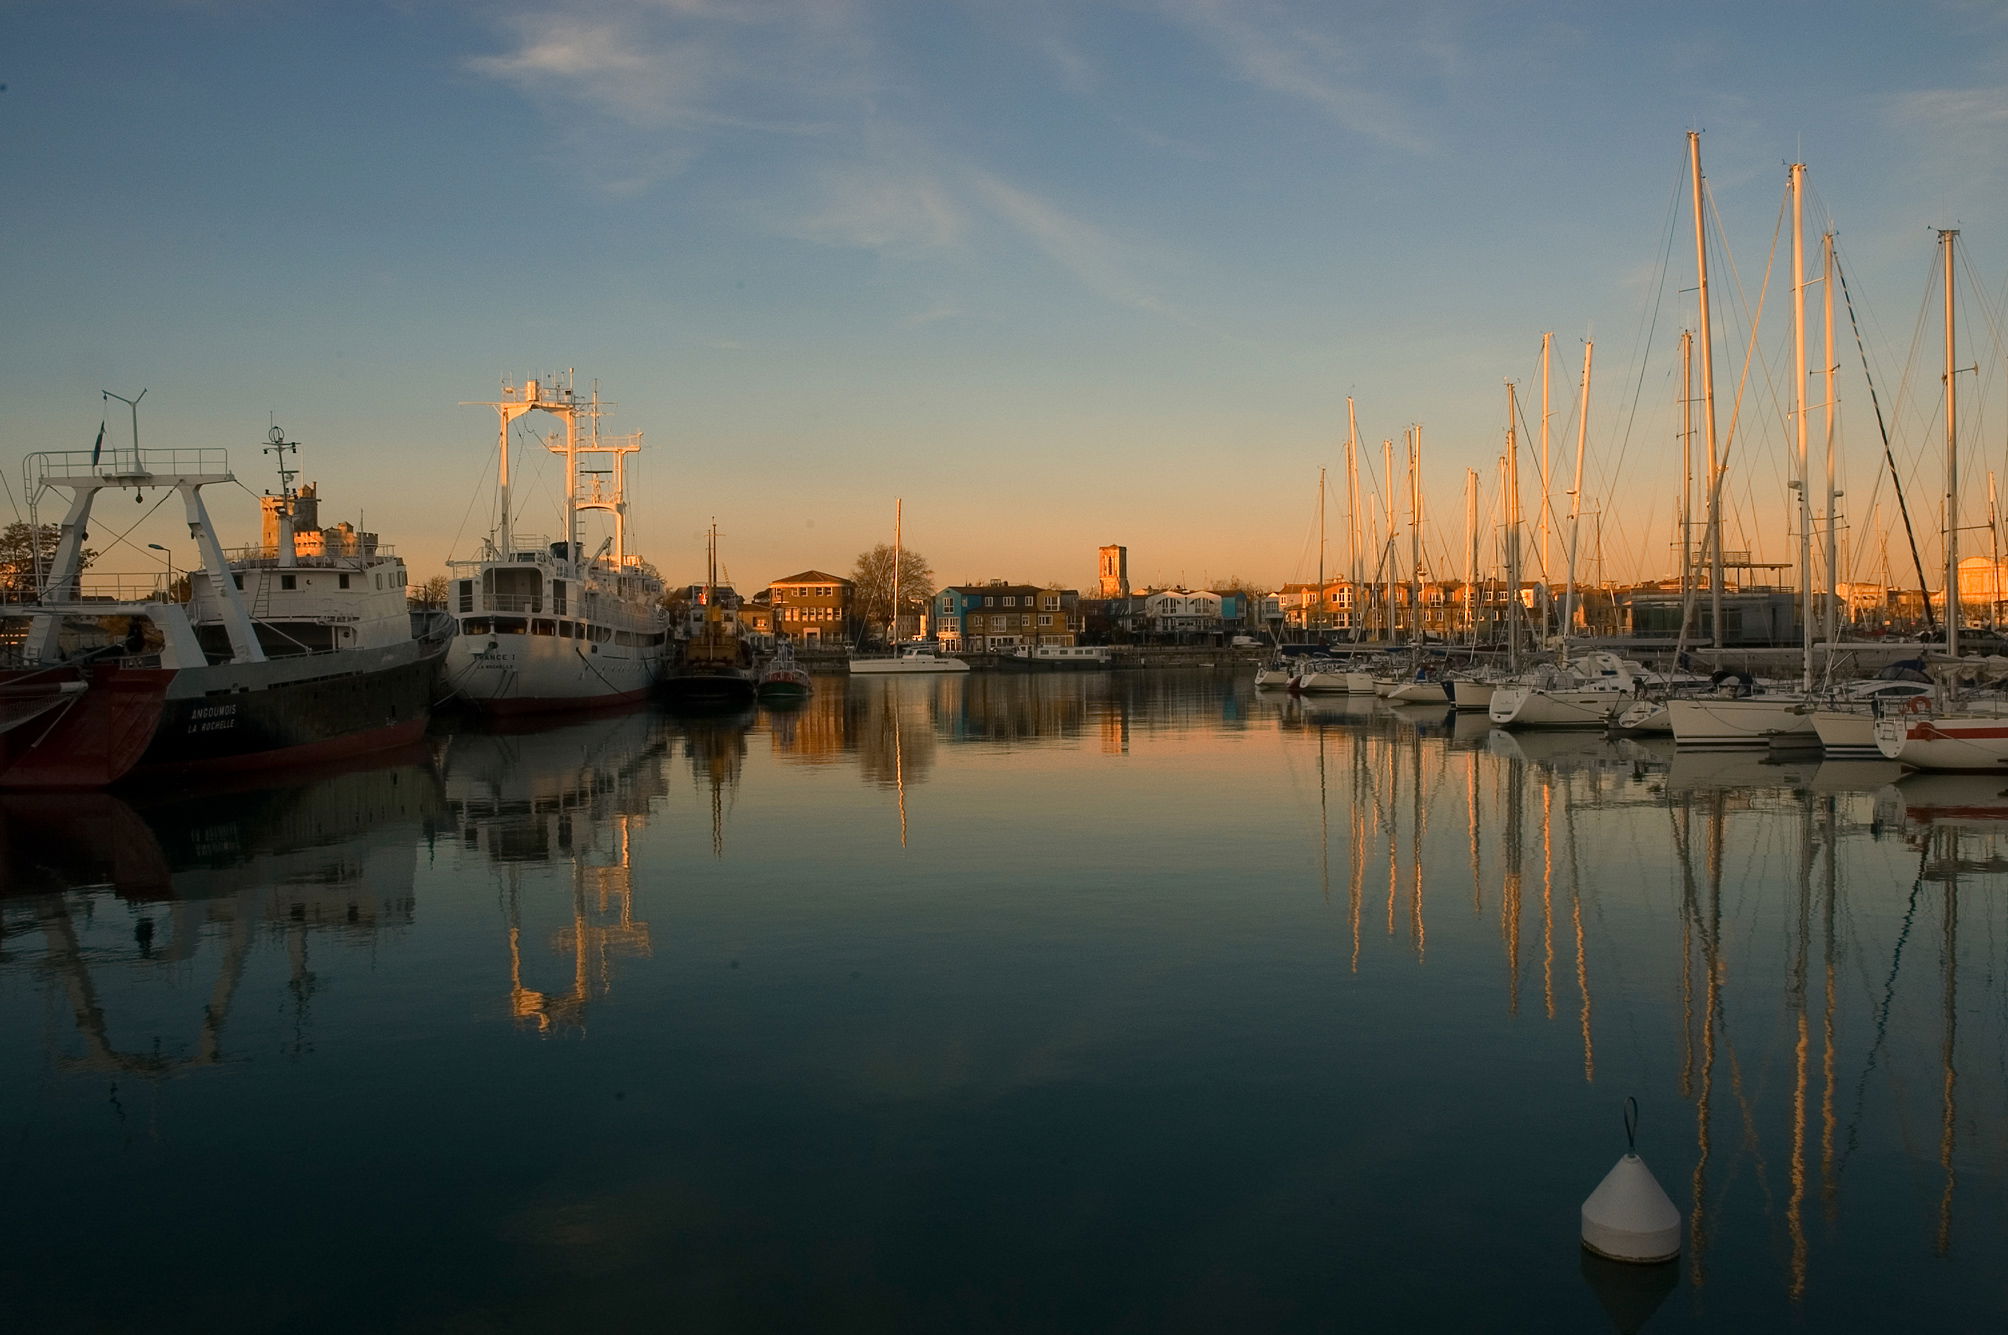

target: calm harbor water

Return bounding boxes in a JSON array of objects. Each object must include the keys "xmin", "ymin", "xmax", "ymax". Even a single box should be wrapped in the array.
[{"xmin": 2, "ymin": 672, "xmax": 2003, "ymax": 1332}]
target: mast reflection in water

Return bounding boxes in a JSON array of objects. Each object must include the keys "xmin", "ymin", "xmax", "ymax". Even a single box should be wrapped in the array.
[{"xmin": 0, "ymin": 674, "xmax": 2002, "ymax": 1331}]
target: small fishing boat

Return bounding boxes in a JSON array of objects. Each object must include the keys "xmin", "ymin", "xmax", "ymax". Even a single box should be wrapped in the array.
[{"xmin": 756, "ymin": 643, "xmax": 813, "ymax": 702}]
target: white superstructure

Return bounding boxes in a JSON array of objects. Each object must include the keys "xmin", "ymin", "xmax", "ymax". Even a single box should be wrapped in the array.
[{"xmin": 443, "ymin": 376, "xmax": 671, "ymax": 713}]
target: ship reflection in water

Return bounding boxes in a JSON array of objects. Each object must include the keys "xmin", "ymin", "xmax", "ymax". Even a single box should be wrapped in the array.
[
  {"xmin": 0, "ymin": 674, "xmax": 2001, "ymax": 1331},
  {"xmin": 1, "ymin": 748, "xmax": 442, "ymax": 1077}
]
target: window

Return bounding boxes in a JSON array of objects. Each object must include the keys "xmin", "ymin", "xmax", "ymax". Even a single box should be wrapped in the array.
[
  {"xmin": 339, "ymin": 574, "xmax": 350, "ymax": 590},
  {"xmin": 1038, "ymin": 614, "xmax": 1052, "ymax": 627},
  {"xmin": 458, "ymin": 580, "xmax": 474, "ymax": 612},
  {"xmin": 232, "ymin": 574, "xmax": 244, "ymax": 590},
  {"xmin": 1003, "ymin": 595, "xmax": 1016, "ymax": 606},
  {"xmin": 280, "ymin": 575, "xmax": 296, "ymax": 591},
  {"xmin": 984, "ymin": 596, "xmax": 994, "ymax": 607}
]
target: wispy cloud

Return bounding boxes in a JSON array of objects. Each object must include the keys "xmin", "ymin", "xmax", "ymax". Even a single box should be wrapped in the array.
[
  {"xmin": 780, "ymin": 164, "xmax": 967, "ymax": 251},
  {"xmin": 965, "ymin": 171, "xmax": 1184, "ymax": 320},
  {"xmin": 1151, "ymin": 0, "xmax": 1435, "ymax": 154},
  {"xmin": 1887, "ymin": 84, "xmax": 2008, "ymax": 203}
]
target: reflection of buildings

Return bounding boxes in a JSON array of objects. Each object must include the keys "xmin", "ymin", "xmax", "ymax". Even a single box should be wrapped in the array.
[
  {"xmin": 0, "ymin": 751, "xmax": 443, "ymax": 1078},
  {"xmin": 441, "ymin": 712, "xmax": 671, "ymax": 1036}
]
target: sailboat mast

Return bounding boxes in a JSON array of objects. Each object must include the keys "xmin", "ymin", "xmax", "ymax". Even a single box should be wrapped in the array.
[
  {"xmin": 1565, "ymin": 341, "xmax": 1592, "ymax": 660},
  {"xmin": 1942, "ymin": 229, "xmax": 1960, "ymax": 658},
  {"xmin": 1347, "ymin": 398, "xmax": 1361, "ymax": 635},
  {"xmin": 1505, "ymin": 381, "xmax": 1522, "ymax": 671},
  {"xmin": 1690, "ymin": 131, "xmax": 1726, "ymax": 650},
  {"xmin": 1791, "ymin": 162, "xmax": 1813, "ymax": 690},
  {"xmin": 1679, "ymin": 330, "xmax": 1695, "ymax": 628},
  {"xmin": 1992, "ymin": 474, "xmax": 2002, "ymax": 634},
  {"xmin": 1823, "ymin": 233, "xmax": 1840, "ymax": 647},
  {"xmin": 1384, "ymin": 438, "xmax": 1397, "ymax": 643},
  {"xmin": 1316, "ymin": 466, "xmax": 1327, "ymax": 635},
  {"xmin": 1408, "ymin": 426, "xmax": 1422, "ymax": 648},
  {"xmin": 893, "ymin": 497, "xmax": 903, "ymax": 646},
  {"xmin": 1541, "ymin": 332, "xmax": 1553, "ymax": 588},
  {"xmin": 1465, "ymin": 468, "xmax": 1479, "ymax": 641}
]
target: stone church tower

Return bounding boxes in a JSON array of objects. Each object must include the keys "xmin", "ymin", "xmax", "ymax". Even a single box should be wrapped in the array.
[{"xmin": 1098, "ymin": 544, "xmax": 1129, "ymax": 599}]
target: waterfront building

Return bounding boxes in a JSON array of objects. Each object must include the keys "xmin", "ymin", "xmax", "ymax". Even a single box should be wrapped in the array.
[
  {"xmin": 768, "ymin": 570, "xmax": 852, "ymax": 645},
  {"xmin": 937, "ymin": 581, "xmax": 1079, "ymax": 652}
]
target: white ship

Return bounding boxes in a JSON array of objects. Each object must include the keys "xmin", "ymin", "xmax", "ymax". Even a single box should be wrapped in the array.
[{"xmin": 442, "ymin": 375, "xmax": 671, "ymax": 714}]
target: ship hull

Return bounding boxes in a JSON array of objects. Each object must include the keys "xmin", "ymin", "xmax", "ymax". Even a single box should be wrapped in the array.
[
  {"xmin": 0, "ymin": 638, "xmax": 445, "ymax": 789},
  {"xmin": 444, "ymin": 630, "xmax": 663, "ymax": 714}
]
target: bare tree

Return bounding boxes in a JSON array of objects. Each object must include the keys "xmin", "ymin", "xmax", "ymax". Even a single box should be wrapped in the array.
[
  {"xmin": 411, "ymin": 573, "xmax": 451, "ymax": 608},
  {"xmin": 0, "ymin": 522, "xmax": 87, "ymax": 597},
  {"xmin": 850, "ymin": 543, "xmax": 935, "ymax": 642}
]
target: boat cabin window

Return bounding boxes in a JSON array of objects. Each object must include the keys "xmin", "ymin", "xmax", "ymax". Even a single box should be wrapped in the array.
[
  {"xmin": 457, "ymin": 580, "xmax": 474, "ymax": 613},
  {"xmin": 281, "ymin": 575, "xmax": 297, "ymax": 591},
  {"xmin": 553, "ymin": 581, "xmax": 567, "ymax": 615},
  {"xmin": 532, "ymin": 619, "xmax": 556, "ymax": 636},
  {"xmin": 464, "ymin": 618, "xmax": 491, "ymax": 635},
  {"xmin": 232, "ymin": 574, "xmax": 244, "ymax": 590},
  {"xmin": 494, "ymin": 617, "xmax": 527, "ymax": 635},
  {"xmin": 339, "ymin": 574, "xmax": 350, "ymax": 590},
  {"xmin": 559, "ymin": 621, "xmax": 575, "ymax": 638}
]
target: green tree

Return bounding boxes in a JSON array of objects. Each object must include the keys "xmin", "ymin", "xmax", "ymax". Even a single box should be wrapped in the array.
[
  {"xmin": 850, "ymin": 543, "xmax": 935, "ymax": 643},
  {"xmin": 0, "ymin": 522, "xmax": 85, "ymax": 597}
]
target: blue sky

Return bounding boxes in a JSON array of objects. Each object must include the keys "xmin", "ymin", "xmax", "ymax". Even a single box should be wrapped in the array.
[{"xmin": 5, "ymin": 1, "xmax": 2006, "ymax": 594}]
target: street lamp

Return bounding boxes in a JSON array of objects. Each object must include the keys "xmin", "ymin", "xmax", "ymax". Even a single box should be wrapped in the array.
[{"xmin": 147, "ymin": 543, "xmax": 177, "ymax": 601}]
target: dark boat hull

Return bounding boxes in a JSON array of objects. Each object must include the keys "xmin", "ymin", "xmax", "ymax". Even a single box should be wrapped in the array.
[
  {"xmin": 661, "ymin": 668, "xmax": 758, "ymax": 708},
  {"xmin": 0, "ymin": 638, "xmax": 447, "ymax": 790}
]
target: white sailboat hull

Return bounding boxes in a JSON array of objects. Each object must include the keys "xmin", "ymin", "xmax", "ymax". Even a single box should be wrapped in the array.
[
  {"xmin": 1875, "ymin": 708, "xmax": 2008, "ymax": 770},
  {"xmin": 1488, "ymin": 685, "xmax": 1624, "ymax": 729},
  {"xmin": 1667, "ymin": 696, "xmax": 1815, "ymax": 747}
]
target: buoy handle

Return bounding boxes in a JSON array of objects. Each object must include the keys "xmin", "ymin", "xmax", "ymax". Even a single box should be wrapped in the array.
[{"xmin": 1623, "ymin": 1096, "xmax": 1639, "ymax": 1153}]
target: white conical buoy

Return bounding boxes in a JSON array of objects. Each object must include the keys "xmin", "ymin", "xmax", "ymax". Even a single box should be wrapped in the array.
[{"xmin": 1581, "ymin": 1098, "xmax": 1681, "ymax": 1264}]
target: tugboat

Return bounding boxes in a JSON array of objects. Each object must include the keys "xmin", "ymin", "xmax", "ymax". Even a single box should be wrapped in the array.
[
  {"xmin": 661, "ymin": 524, "xmax": 756, "ymax": 708},
  {"xmin": 0, "ymin": 421, "xmax": 449, "ymax": 788},
  {"xmin": 442, "ymin": 374, "xmax": 672, "ymax": 713},
  {"xmin": 755, "ymin": 641, "xmax": 813, "ymax": 702}
]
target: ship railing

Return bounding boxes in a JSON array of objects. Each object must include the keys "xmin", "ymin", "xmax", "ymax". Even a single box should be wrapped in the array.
[
  {"xmin": 1, "ymin": 573, "xmax": 182, "ymax": 604},
  {"xmin": 25, "ymin": 447, "xmax": 233, "ymax": 489},
  {"xmin": 224, "ymin": 543, "xmax": 397, "ymax": 566},
  {"xmin": 464, "ymin": 593, "xmax": 544, "ymax": 615}
]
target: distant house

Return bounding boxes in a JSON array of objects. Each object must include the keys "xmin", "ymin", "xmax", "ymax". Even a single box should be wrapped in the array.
[
  {"xmin": 1143, "ymin": 589, "xmax": 1222, "ymax": 640},
  {"xmin": 936, "ymin": 581, "xmax": 1079, "ymax": 652},
  {"xmin": 768, "ymin": 569, "xmax": 853, "ymax": 645}
]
